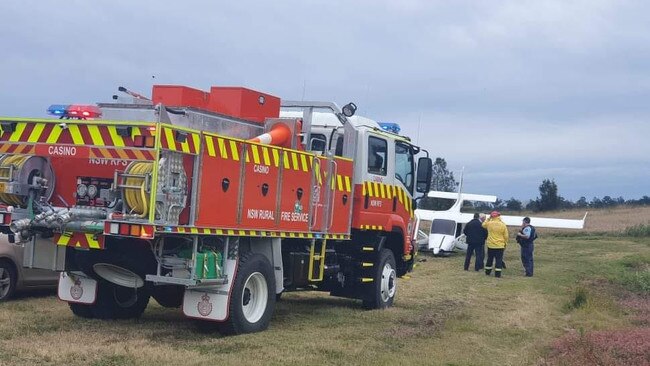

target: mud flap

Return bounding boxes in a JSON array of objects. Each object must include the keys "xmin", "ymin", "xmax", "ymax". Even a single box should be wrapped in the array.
[
  {"xmin": 182, "ymin": 251, "xmax": 238, "ymax": 322},
  {"xmin": 57, "ymin": 272, "xmax": 97, "ymax": 304}
]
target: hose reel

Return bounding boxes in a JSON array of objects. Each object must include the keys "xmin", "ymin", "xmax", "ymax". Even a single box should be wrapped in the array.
[
  {"xmin": 0, "ymin": 154, "xmax": 55, "ymax": 207},
  {"xmin": 121, "ymin": 161, "xmax": 153, "ymax": 217}
]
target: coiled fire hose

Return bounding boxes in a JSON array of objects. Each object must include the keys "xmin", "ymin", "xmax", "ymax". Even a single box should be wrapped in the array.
[
  {"xmin": 123, "ymin": 162, "xmax": 153, "ymax": 217},
  {"xmin": 0, "ymin": 155, "xmax": 30, "ymax": 206}
]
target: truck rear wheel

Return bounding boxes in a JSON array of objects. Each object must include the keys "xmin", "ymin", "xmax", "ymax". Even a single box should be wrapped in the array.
[
  {"xmin": 219, "ymin": 253, "xmax": 275, "ymax": 335},
  {"xmin": 362, "ymin": 249, "xmax": 397, "ymax": 309},
  {"xmin": 89, "ymin": 281, "xmax": 150, "ymax": 319},
  {"xmin": 68, "ymin": 302, "xmax": 95, "ymax": 318}
]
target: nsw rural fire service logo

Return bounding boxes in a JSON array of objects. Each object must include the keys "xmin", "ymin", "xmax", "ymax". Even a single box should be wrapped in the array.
[
  {"xmin": 197, "ymin": 293, "xmax": 213, "ymax": 316},
  {"xmin": 70, "ymin": 279, "xmax": 83, "ymax": 300}
]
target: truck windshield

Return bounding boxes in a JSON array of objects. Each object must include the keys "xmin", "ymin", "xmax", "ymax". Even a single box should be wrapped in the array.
[
  {"xmin": 395, "ymin": 142, "xmax": 414, "ymax": 194},
  {"xmin": 430, "ymin": 219, "xmax": 456, "ymax": 236}
]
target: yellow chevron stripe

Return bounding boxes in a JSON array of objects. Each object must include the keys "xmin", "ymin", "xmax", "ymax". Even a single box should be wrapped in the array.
[
  {"xmin": 86, "ymin": 234, "xmax": 100, "ymax": 249},
  {"xmin": 291, "ymin": 152, "xmax": 299, "ymax": 171},
  {"xmin": 45, "ymin": 124, "xmax": 63, "ymax": 144},
  {"xmin": 229, "ymin": 140, "xmax": 239, "ymax": 161},
  {"xmin": 115, "ymin": 149, "xmax": 129, "ymax": 159},
  {"xmin": 57, "ymin": 232, "xmax": 72, "ymax": 246},
  {"xmin": 262, "ymin": 147, "xmax": 271, "ymax": 165},
  {"xmin": 300, "ymin": 154, "xmax": 308, "ymax": 171},
  {"xmin": 164, "ymin": 128, "xmax": 176, "ymax": 151},
  {"xmin": 132, "ymin": 149, "xmax": 146, "ymax": 160},
  {"xmin": 373, "ymin": 182, "xmax": 380, "ymax": 198},
  {"xmin": 190, "ymin": 227, "xmax": 199, "ymax": 234},
  {"xmin": 344, "ymin": 176, "xmax": 351, "ymax": 192},
  {"xmin": 216, "ymin": 137, "xmax": 227, "ymax": 159},
  {"xmin": 397, "ymin": 187, "xmax": 404, "ymax": 204},
  {"xmin": 283, "ymin": 152, "xmax": 290, "ymax": 169},
  {"xmin": 67, "ymin": 124, "xmax": 85, "ymax": 145},
  {"xmin": 192, "ymin": 133, "xmax": 200, "ymax": 153},
  {"xmin": 337, "ymin": 175, "xmax": 343, "ymax": 191},
  {"xmin": 272, "ymin": 149, "xmax": 280, "ymax": 167},
  {"xmin": 380, "ymin": 183, "xmax": 386, "ymax": 198},
  {"xmin": 251, "ymin": 145, "xmax": 261, "ymax": 164},
  {"xmin": 87, "ymin": 125, "xmax": 105, "ymax": 146},
  {"xmin": 107, "ymin": 126, "xmax": 125, "ymax": 147},
  {"xmin": 205, "ymin": 135, "xmax": 216, "ymax": 157},
  {"xmin": 27, "ymin": 123, "xmax": 45, "ymax": 143},
  {"xmin": 180, "ymin": 136, "xmax": 191, "ymax": 153},
  {"xmin": 8, "ymin": 123, "xmax": 26, "ymax": 142}
]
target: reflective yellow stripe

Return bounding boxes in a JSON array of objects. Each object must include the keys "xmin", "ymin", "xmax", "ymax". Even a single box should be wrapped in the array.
[
  {"xmin": 272, "ymin": 149, "xmax": 280, "ymax": 167},
  {"xmin": 57, "ymin": 232, "xmax": 72, "ymax": 246},
  {"xmin": 192, "ymin": 133, "xmax": 200, "ymax": 153},
  {"xmin": 179, "ymin": 137, "xmax": 190, "ymax": 153},
  {"xmin": 107, "ymin": 126, "xmax": 125, "ymax": 147},
  {"xmin": 132, "ymin": 150, "xmax": 146, "ymax": 160},
  {"xmin": 380, "ymin": 183, "xmax": 386, "ymax": 198},
  {"xmin": 229, "ymin": 140, "xmax": 239, "ymax": 161},
  {"xmin": 8, "ymin": 123, "xmax": 27, "ymax": 142},
  {"xmin": 300, "ymin": 154, "xmax": 308, "ymax": 171},
  {"xmin": 283, "ymin": 152, "xmax": 290, "ymax": 169},
  {"xmin": 344, "ymin": 176, "xmax": 351, "ymax": 192},
  {"xmin": 27, "ymin": 123, "xmax": 45, "ymax": 143},
  {"xmin": 68, "ymin": 124, "xmax": 85, "ymax": 145},
  {"xmin": 337, "ymin": 175, "xmax": 343, "ymax": 191},
  {"xmin": 46, "ymin": 124, "xmax": 63, "ymax": 144},
  {"xmin": 164, "ymin": 128, "xmax": 177, "ymax": 151},
  {"xmin": 87, "ymin": 125, "xmax": 105, "ymax": 146},
  {"xmin": 291, "ymin": 152, "xmax": 299, "ymax": 170},
  {"xmin": 362, "ymin": 182, "xmax": 367, "ymax": 196},
  {"xmin": 86, "ymin": 234, "xmax": 100, "ymax": 249},
  {"xmin": 205, "ymin": 135, "xmax": 216, "ymax": 157},
  {"xmin": 251, "ymin": 145, "xmax": 261, "ymax": 164},
  {"xmin": 217, "ymin": 138, "xmax": 228, "ymax": 159},
  {"xmin": 262, "ymin": 147, "xmax": 271, "ymax": 165}
]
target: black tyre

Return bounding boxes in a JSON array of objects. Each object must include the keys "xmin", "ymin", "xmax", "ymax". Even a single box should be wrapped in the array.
[
  {"xmin": 68, "ymin": 302, "xmax": 95, "ymax": 318},
  {"xmin": 362, "ymin": 249, "xmax": 397, "ymax": 310},
  {"xmin": 152, "ymin": 285, "xmax": 185, "ymax": 308},
  {"xmin": 90, "ymin": 280, "xmax": 150, "ymax": 319},
  {"xmin": 0, "ymin": 260, "xmax": 17, "ymax": 301},
  {"xmin": 219, "ymin": 253, "xmax": 275, "ymax": 335}
]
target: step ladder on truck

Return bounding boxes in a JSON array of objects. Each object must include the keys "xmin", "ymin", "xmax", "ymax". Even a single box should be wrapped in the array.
[{"xmin": 0, "ymin": 84, "xmax": 432, "ymax": 334}]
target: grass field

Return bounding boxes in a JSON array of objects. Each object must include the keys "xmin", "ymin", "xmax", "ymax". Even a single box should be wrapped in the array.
[{"xmin": 0, "ymin": 209, "xmax": 648, "ymax": 365}]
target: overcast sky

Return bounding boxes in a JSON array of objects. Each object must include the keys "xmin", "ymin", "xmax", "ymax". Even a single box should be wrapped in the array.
[{"xmin": 1, "ymin": 1, "xmax": 648, "ymax": 201}]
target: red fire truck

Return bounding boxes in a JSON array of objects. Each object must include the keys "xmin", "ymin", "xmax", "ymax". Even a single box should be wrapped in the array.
[{"xmin": 0, "ymin": 84, "xmax": 432, "ymax": 334}]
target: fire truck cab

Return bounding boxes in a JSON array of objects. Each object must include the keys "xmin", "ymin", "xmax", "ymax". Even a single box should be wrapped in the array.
[{"xmin": 0, "ymin": 85, "xmax": 432, "ymax": 334}]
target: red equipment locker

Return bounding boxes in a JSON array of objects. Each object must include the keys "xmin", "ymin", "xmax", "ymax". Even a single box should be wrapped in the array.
[{"xmin": 208, "ymin": 87, "xmax": 280, "ymax": 123}]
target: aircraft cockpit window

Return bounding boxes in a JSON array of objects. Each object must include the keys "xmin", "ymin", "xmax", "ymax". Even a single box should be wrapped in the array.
[
  {"xmin": 368, "ymin": 136, "xmax": 387, "ymax": 176},
  {"xmin": 430, "ymin": 219, "xmax": 456, "ymax": 236}
]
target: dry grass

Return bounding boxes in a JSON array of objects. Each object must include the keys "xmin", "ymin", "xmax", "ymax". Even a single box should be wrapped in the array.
[{"xmin": 0, "ymin": 212, "xmax": 648, "ymax": 365}]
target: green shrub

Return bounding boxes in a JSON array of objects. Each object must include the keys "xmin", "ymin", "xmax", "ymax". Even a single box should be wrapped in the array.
[{"xmin": 623, "ymin": 224, "xmax": 650, "ymax": 237}]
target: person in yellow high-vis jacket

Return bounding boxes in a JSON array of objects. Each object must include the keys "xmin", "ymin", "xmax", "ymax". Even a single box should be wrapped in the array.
[{"xmin": 482, "ymin": 211, "xmax": 509, "ymax": 278}]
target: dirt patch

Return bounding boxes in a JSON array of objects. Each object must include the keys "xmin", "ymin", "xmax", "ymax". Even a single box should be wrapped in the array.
[
  {"xmin": 385, "ymin": 299, "xmax": 463, "ymax": 339},
  {"xmin": 544, "ymin": 328, "xmax": 650, "ymax": 366}
]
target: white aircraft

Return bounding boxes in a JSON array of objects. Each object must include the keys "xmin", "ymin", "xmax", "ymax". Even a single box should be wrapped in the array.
[{"xmin": 414, "ymin": 189, "xmax": 587, "ymax": 256}]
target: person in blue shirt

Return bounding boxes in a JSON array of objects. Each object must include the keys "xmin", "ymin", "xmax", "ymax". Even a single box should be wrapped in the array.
[{"xmin": 516, "ymin": 217, "xmax": 536, "ymax": 277}]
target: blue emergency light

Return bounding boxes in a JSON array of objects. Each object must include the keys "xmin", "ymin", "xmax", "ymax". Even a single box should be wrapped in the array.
[
  {"xmin": 47, "ymin": 104, "xmax": 102, "ymax": 119},
  {"xmin": 378, "ymin": 122, "xmax": 401, "ymax": 134}
]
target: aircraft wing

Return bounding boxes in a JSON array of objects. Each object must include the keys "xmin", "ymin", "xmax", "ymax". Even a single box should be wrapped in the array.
[
  {"xmin": 427, "ymin": 191, "xmax": 497, "ymax": 203},
  {"xmin": 499, "ymin": 213, "xmax": 587, "ymax": 229},
  {"xmin": 414, "ymin": 209, "xmax": 476, "ymax": 224}
]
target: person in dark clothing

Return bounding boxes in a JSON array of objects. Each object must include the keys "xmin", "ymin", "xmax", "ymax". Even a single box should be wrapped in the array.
[
  {"xmin": 516, "ymin": 217, "xmax": 536, "ymax": 277},
  {"xmin": 463, "ymin": 213, "xmax": 488, "ymax": 271}
]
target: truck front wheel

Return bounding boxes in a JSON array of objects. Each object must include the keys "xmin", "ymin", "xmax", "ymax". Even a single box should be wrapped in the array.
[
  {"xmin": 220, "ymin": 253, "xmax": 275, "ymax": 335},
  {"xmin": 363, "ymin": 249, "xmax": 397, "ymax": 309}
]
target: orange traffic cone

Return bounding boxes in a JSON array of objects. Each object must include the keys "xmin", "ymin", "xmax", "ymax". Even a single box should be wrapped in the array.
[{"xmin": 249, "ymin": 123, "xmax": 292, "ymax": 148}]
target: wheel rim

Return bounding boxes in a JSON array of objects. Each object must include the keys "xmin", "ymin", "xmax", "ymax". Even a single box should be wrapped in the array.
[
  {"xmin": 241, "ymin": 272, "xmax": 268, "ymax": 323},
  {"xmin": 380, "ymin": 263, "xmax": 396, "ymax": 303},
  {"xmin": 0, "ymin": 267, "xmax": 11, "ymax": 298}
]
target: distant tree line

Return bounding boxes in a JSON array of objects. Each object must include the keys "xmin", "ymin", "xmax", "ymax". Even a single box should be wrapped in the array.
[{"xmin": 417, "ymin": 158, "xmax": 649, "ymax": 213}]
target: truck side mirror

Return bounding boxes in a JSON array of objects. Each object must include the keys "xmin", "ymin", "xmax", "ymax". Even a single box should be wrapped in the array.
[{"xmin": 416, "ymin": 157, "xmax": 432, "ymax": 193}]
